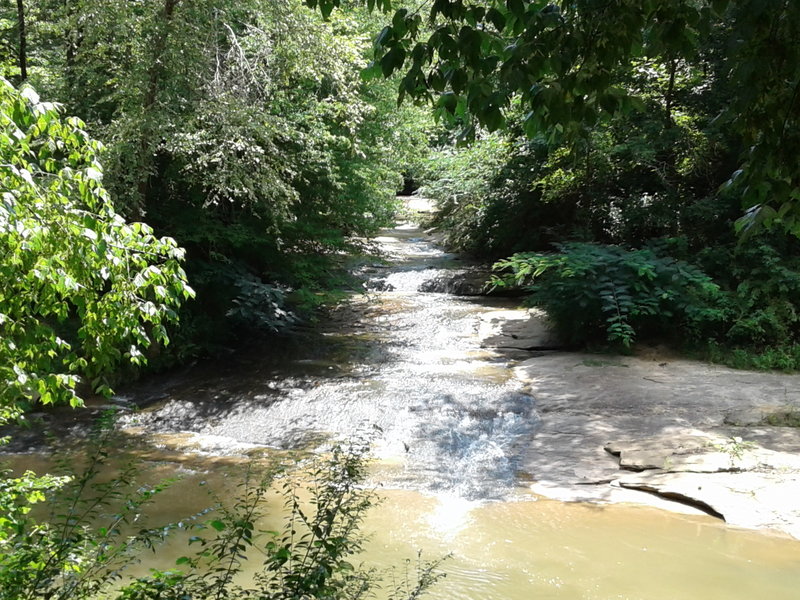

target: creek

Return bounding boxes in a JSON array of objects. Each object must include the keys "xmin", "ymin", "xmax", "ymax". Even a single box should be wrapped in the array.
[{"xmin": 7, "ymin": 200, "xmax": 800, "ymax": 598}]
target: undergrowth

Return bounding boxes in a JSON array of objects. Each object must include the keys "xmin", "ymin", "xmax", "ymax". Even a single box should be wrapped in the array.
[{"xmin": 0, "ymin": 419, "xmax": 444, "ymax": 600}]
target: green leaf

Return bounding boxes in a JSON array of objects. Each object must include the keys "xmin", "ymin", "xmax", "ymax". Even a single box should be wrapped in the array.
[
  {"xmin": 375, "ymin": 25, "xmax": 393, "ymax": 47},
  {"xmin": 483, "ymin": 106, "xmax": 504, "ymax": 132},
  {"xmin": 486, "ymin": 8, "xmax": 506, "ymax": 33},
  {"xmin": 506, "ymin": 0, "xmax": 525, "ymax": 20},
  {"xmin": 380, "ymin": 46, "xmax": 406, "ymax": 77},
  {"xmin": 209, "ymin": 519, "xmax": 226, "ymax": 532},
  {"xmin": 320, "ymin": 0, "xmax": 335, "ymax": 19}
]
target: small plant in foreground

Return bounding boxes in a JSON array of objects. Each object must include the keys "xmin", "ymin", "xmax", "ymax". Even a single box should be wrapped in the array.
[
  {"xmin": 0, "ymin": 416, "xmax": 182, "ymax": 600},
  {"xmin": 711, "ymin": 436, "xmax": 757, "ymax": 469},
  {"xmin": 0, "ymin": 423, "xmax": 444, "ymax": 600}
]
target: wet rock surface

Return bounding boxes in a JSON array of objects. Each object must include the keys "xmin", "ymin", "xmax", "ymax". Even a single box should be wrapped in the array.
[
  {"xmin": 478, "ymin": 309, "xmax": 563, "ymax": 350},
  {"xmin": 617, "ymin": 471, "xmax": 800, "ymax": 538},
  {"xmin": 417, "ymin": 267, "xmax": 494, "ymax": 295}
]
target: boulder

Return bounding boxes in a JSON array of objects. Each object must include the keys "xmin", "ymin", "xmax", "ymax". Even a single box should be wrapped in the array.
[
  {"xmin": 418, "ymin": 269, "xmax": 493, "ymax": 296},
  {"xmin": 478, "ymin": 308, "xmax": 562, "ymax": 349},
  {"xmin": 365, "ymin": 279, "xmax": 395, "ymax": 292}
]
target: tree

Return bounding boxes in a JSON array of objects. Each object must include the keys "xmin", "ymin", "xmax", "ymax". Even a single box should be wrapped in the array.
[
  {"xmin": 310, "ymin": 0, "xmax": 800, "ymax": 235},
  {"xmin": 1, "ymin": 1, "xmax": 432, "ymax": 352},
  {"xmin": 0, "ymin": 78, "xmax": 193, "ymax": 421}
]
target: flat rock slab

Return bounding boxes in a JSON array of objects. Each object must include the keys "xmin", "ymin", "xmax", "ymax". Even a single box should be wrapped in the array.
[
  {"xmin": 618, "ymin": 470, "xmax": 800, "ymax": 539},
  {"xmin": 514, "ymin": 354, "xmax": 800, "ymax": 423},
  {"xmin": 404, "ymin": 195, "xmax": 436, "ymax": 213},
  {"xmin": 478, "ymin": 309, "xmax": 562, "ymax": 349},
  {"xmin": 512, "ymin": 352, "xmax": 800, "ymax": 538},
  {"xmin": 607, "ymin": 434, "xmax": 800, "ymax": 473}
]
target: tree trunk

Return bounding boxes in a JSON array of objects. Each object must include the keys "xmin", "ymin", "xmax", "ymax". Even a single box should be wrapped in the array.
[
  {"xmin": 143, "ymin": 0, "xmax": 179, "ymax": 110},
  {"xmin": 16, "ymin": 0, "xmax": 27, "ymax": 81},
  {"xmin": 664, "ymin": 57, "xmax": 677, "ymax": 128},
  {"xmin": 64, "ymin": 1, "xmax": 84, "ymax": 96},
  {"xmin": 134, "ymin": 0, "xmax": 180, "ymax": 218}
]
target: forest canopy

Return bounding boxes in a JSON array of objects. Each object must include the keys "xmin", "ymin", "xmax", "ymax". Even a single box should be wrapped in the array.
[
  {"xmin": 311, "ymin": 0, "xmax": 800, "ymax": 236},
  {"xmin": 2, "ymin": 0, "xmax": 434, "ymax": 368},
  {"xmin": 2, "ymin": 0, "xmax": 800, "ymax": 386}
]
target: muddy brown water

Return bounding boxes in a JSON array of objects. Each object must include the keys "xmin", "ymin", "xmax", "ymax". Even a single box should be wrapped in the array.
[{"xmin": 6, "ymin": 207, "xmax": 800, "ymax": 598}]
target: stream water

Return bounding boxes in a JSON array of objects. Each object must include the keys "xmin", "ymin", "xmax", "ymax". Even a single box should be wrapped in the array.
[
  {"xmin": 7, "ymin": 201, "xmax": 800, "ymax": 598},
  {"xmin": 117, "ymin": 216, "xmax": 537, "ymax": 501}
]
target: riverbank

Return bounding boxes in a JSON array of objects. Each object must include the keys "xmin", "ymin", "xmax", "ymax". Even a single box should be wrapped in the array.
[
  {"xmin": 508, "ymin": 349, "xmax": 800, "ymax": 538},
  {"xmin": 4, "ymin": 197, "xmax": 800, "ymax": 598},
  {"xmin": 406, "ymin": 195, "xmax": 800, "ymax": 539},
  {"xmin": 9, "ymin": 197, "xmax": 800, "ymax": 539}
]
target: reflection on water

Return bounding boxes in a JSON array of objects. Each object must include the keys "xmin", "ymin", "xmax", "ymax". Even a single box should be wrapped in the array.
[
  {"xmin": 364, "ymin": 489, "xmax": 800, "ymax": 600},
  {"xmin": 64, "ymin": 462, "xmax": 800, "ymax": 600}
]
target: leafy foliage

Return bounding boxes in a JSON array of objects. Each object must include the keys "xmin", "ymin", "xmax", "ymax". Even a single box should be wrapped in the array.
[
  {"xmin": 311, "ymin": 0, "xmax": 800, "ymax": 237},
  {"xmin": 492, "ymin": 243, "xmax": 721, "ymax": 347},
  {"xmin": 418, "ymin": 57, "xmax": 736, "ymax": 256},
  {"xmin": 307, "ymin": 0, "xmax": 800, "ymax": 241},
  {"xmin": 0, "ymin": 79, "xmax": 193, "ymax": 417},
  {"xmin": 416, "ymin": 132, "xmax": 511, "ymax": 250},
  {"xmin": 0, "ymin": 0, "xmax": 433, "ymax": 358},
  {"xmin": 403, "ymin": 2, "xmax": 800, "ymax": 368},
  {"xmin": 689, "ymin": 238, "xmax": 800, "ymax": 370}
]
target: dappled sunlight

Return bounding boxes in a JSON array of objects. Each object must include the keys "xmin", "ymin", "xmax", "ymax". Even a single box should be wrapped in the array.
[{"xmin": 112, "ymin": 217, "xmax": 534, "ymax": 502}]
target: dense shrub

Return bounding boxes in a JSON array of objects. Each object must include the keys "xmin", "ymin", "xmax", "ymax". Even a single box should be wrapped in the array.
[
  {"xmin": 690, "ymin": 239, "xmax": 800, "ymax": 370},
  {"xmin": 491, "ymin": 237, "xmax": 800, "ymax": 369},
  {"xmin": 491, "ymin": 243, "xmax": 722, "ymax": 348},
  {"xmin": 416, "ymin": 133, "xmax": 513, "ymax": 252},
  {"xmin": 418, "ymin": 92, "xmax": 731, "ymax": 258}
]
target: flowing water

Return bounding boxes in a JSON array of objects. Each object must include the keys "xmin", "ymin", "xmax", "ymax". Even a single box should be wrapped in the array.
[
  {"xmin": 7, "ymin": 202, "xmax": 800, "ymax": 598},
  {"xmin": 117, "ymin": 218, "xmax": 538, "ymax": 501}
]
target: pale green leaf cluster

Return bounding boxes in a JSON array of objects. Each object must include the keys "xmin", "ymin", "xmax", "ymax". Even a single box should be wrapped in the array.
[{"xmin": 0, "ymin": 78, "xmax": 193, "ymax": 418}]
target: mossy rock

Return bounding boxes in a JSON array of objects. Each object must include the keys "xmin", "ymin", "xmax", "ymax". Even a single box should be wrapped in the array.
[{"xmin": 762, "ymin": 410, "xmax": 800, "ymax": 428}]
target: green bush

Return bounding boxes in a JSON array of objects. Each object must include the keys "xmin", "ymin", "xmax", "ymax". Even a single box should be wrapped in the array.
[
  {"xmin": 492, "ymin": 242, "xmax": 722, "ymax": 348},
  {"xmin": 681, "ymin": 238, "xmax": 800, "ymax": 370},
  {"xmin": 417, "ymin": 133, "xmax": 515, "ymax": 252},
  {"xmin": 418, "ymin": 90, "xmax": 731, "ymax": 260}
]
